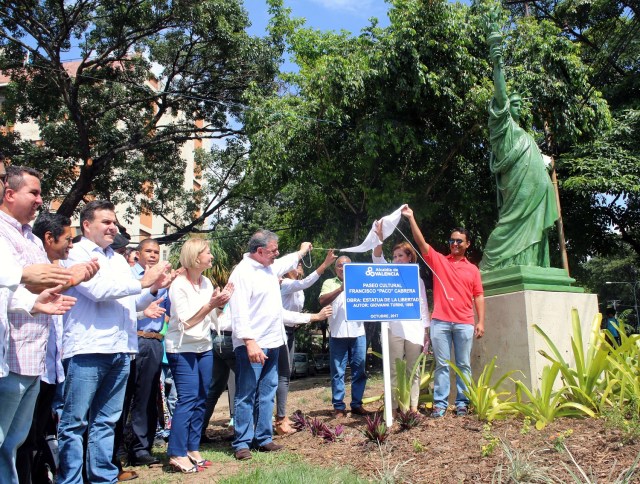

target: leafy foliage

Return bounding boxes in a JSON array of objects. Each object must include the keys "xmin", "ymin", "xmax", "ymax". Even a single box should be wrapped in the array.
[
  {"xmin": 515, "ymin": 0, "xmax": 640, "ymax": 259},
  {"xmin": 494, "ymin": 440, "xmax": 554, "ymax": 484},
  {"xmin": 603, "ymin": 395, "xmax": 640, "ymax": 444},
  {"xmin": 366, "ymin": 350, "xmax": 434, "ymax": 410},
  {"xmin": 604, "ymin": 332, "xmax": 640, "ymax": 416},
  {"xmin": 240, "ymin": 0, "xmax": 609, "ymax": 264},
  {"xmin": 291, "ymin": 410, "xmax": 309, "ymax": 432},
  {"xmin": 481, "ymin": 423, "xmax": 500, "ymax": 457},
  {"xmin": 394, "ymin": 353, "xmax": 427, "ymax": 412},
  {"xmin": 561, "ymin": 109, "xmax": 640, "ymax": 257},
  {"xmin": 290, "ymin": 410, "xmax": 343, "ymax": 443},
  {"xmin": 513, "ymin": 362, "xmax": 595, "ymax": 430}
]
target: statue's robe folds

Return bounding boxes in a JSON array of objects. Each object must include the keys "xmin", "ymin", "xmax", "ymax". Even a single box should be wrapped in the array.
[{"xmin": 480, "ymin": 98, "xmax": 559, "ymax": 271}]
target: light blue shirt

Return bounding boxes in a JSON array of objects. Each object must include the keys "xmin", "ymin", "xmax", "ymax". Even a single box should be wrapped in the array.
[
  {"xmin": 42, "ymin": 315, "xmax": 64, "ymax": 384},
  {"xmin": 132, "ymin": 263, "xmax": 170, "ymax": 333},
  {"xmin": 61, "ymin": 238, "xmax": 155, "ymax": 359}
]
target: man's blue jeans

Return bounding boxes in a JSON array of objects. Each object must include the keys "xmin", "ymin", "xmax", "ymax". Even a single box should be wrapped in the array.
[
  {"xmin": 0, "ymin": 372, "xmax": 40, "ymax": 484},
  {"xmin": 166, "ymin": 350, "xmax": 213, "ymax": 457},
  {"xmin": 232, "ymin": 346, "xmax": 279, "ymax": 451},
  {"xmin": 58, "ymin": 353, "xmax": 130, "ymax": 484},
  {"xmin": 430, "ymin": 319, "xmax": 475, "ymax": 410},
  {"xmin": 329, "ymin": 335, "xmax": 367, "ymax": 410}
]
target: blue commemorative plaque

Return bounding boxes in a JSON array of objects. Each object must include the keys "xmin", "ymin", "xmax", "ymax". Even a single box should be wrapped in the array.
[{"xmin": 343, "ymin": 263, "xmax": 421, "ymax": 322}]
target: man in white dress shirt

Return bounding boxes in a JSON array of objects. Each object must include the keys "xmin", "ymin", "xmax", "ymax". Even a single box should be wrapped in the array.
[
  {"xmin": 17, "ymin": 212, "xmax": 86, "ymax": 483},
  {"xmin": 57, "ymin": 200, "xmax": 171, "ymax": 484},
  {"xmin": 0, "ymin": 156, "xmax": 74, "ymax": 377},
  {"xmin": 228, "ymin": 230, "xmax": 312, "ymax": 460}
]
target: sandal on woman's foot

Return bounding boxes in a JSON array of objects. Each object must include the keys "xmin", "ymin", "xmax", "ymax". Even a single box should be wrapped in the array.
[
  {"xmin": 169, "ymin": 457, "xmax": 198, "ymax": 474},
  {"xmin": 187, "ymin": 454, "xmax": 212, "ymax": 468}
]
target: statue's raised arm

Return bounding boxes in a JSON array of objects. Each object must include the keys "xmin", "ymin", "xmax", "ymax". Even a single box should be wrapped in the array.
[
  {"xmin": 479, "ymin": 6, "xmax": 559, "ymax": 272},
  {"xmin": 484, "ymin": 6, "xmax": 508, "ymax": 110}
]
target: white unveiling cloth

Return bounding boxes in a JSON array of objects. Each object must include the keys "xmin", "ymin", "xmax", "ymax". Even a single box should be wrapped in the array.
[{"xmin": 339, "ymin": 205, "xmax": 404, "ymax": 253}]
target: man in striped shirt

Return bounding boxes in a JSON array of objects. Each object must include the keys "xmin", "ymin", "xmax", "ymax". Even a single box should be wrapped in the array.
[{"xmin": 0, "ymin": 166, "xmax": 82, "ymax": 484}]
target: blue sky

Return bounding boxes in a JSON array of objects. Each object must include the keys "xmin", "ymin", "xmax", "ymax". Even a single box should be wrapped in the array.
[
  {"xmin": 244, "ymin": 0, "xmax": 391, "ymax": 36},
  {"xmin": 53, "ymin": 1, "xmax": 391, "ymax": 62}
]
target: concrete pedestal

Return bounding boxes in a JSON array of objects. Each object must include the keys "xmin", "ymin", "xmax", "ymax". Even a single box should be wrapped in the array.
[{"xmin": 470, "ymin": 290, "xmax": 599, "ymax": 392}]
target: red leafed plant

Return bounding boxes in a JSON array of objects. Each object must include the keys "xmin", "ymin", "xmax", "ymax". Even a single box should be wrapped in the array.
[
  {"xmin": 396, "ymin": 409, "xmax": 423, "ymax": 431},
  {"xmin": 291, "ymin": 410, "xmax": 309, "ymax": 432},
  {"xmin": 291, "ymin": 410, "xmax": 344, "ymax": 443},
  {"xmin": 360, "ymin": 412, "xmax": 389, "ymax": 444}
]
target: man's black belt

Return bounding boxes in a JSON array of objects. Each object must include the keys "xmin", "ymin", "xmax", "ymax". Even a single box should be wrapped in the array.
[{"xmin": 220, "ymin": 331, "xmax": 233, "ymax": 336}]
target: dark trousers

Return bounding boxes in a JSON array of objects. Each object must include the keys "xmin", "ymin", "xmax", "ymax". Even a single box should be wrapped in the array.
[
  {"xmin": 112, "ymin": 358, "xmax": 135, "ymax": 470},
  {"xmin": 113, "ymin": 337, "xmax": 163, "ymax": 465},
  {"xmin": 16, "ymin": 381, "xmax": 57, "ymax": 484},
  {"xmin": 275, "ymin": 327, "xmax": 296, "ymax": 417},
  {"xmin": 202, "ymin": 333, "xmax": 236, "ymax": 435},
  {"xmin": 129, "ymin": 338, "xmax": 163, "ymax": 458}
]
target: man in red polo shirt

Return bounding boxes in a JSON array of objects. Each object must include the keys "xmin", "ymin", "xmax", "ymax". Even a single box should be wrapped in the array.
[{"xmin": 401, "ymin": 205, "xmax": 485, "ymax": 418}]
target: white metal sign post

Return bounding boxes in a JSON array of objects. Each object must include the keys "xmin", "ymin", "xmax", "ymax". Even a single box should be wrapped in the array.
[
  {"xmin": 380, "ymin": 321, "xmax": 392, "ymax": 426},
  {"xmin": 343, "ymin": 263, "xmax": 421, "ymax": 428}
]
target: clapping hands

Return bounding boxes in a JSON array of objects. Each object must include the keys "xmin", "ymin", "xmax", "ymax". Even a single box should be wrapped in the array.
[{"xmin": 210, "ymin": 282, "xmax": 234, "ymax": 309}]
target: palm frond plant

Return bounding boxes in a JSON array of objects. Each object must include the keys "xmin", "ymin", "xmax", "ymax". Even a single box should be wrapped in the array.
[
  {"xmin": 605, "ymin": 339, "xmax": 640, "ymax": 415},
  {"xmin": 449, "ymin": 356, "xmax": 518, "ymax": 421},
  {"xmin": 512, "ymin": 362, "xmax": 595, "ymax": 430},
  {"xmin": 395, "ymin": 353, "xmax": 429, "ymax": 412},
  {"xmin": 534, "ymin": 309, "xmax": 609, "ymax": 412}
]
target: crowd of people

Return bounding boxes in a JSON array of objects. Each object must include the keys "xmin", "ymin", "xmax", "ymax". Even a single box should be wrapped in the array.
[{"xmin": 0, "ymin": 158, "xmax": 486, "ymax": 483}]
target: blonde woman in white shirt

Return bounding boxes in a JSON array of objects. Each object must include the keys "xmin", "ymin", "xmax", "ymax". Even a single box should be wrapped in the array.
[
  {"xmin": 373, "ymin": 222, "xmax": 430, "ymax": 415},
  {"xmin": 165, "ymin": 238, "xmax": 233, "ymax": 473}
]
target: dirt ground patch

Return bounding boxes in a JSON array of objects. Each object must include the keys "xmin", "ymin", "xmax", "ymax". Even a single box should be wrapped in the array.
[{"xmin": 128, "ymin": 371, "xmax": 640, "ymax": 482}]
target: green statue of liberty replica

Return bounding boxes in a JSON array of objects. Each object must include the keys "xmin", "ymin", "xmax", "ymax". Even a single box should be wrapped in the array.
[
  {"xmin": 479, "ymin": 7, "xmax": 580, "ymax": 294},
  {"xmin": 480, "ymin": 9, "xmax": 558, "ymax": 271}
]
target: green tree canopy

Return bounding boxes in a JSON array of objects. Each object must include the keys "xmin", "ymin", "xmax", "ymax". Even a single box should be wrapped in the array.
[
  {"xmin": 0, "ymin": 0, "xmax": 284, "ymax": 241},
  {"xmin": 239, "ymin": 0, "xmax": 609, "ymax": 265}
]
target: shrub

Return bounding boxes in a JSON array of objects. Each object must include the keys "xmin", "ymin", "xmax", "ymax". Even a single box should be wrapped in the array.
[
  {"xmin": 320, "ymin": 424, "xmax": 344, "ymax": 443},
  {"xmin": 291, "ymin": 410, "xmax": 309, "ymax": 432},
  {"xmin": 290, "ymin": 410, "xmax": 343, "ymax": 444}
]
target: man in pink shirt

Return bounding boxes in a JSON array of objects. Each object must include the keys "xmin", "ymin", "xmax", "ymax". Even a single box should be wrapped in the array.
[{"xmin": 402, "ymin": 206, "xmax": 485, "ymax": 418}]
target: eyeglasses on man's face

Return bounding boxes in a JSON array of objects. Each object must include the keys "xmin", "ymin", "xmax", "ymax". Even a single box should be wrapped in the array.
[
  {"xmin": 449, "ymin": 238, "xmax": 465, "ymax": 245},
  {"xmin": 260, "ymin": 245, "xmax": 279, "ymax": 255}
]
